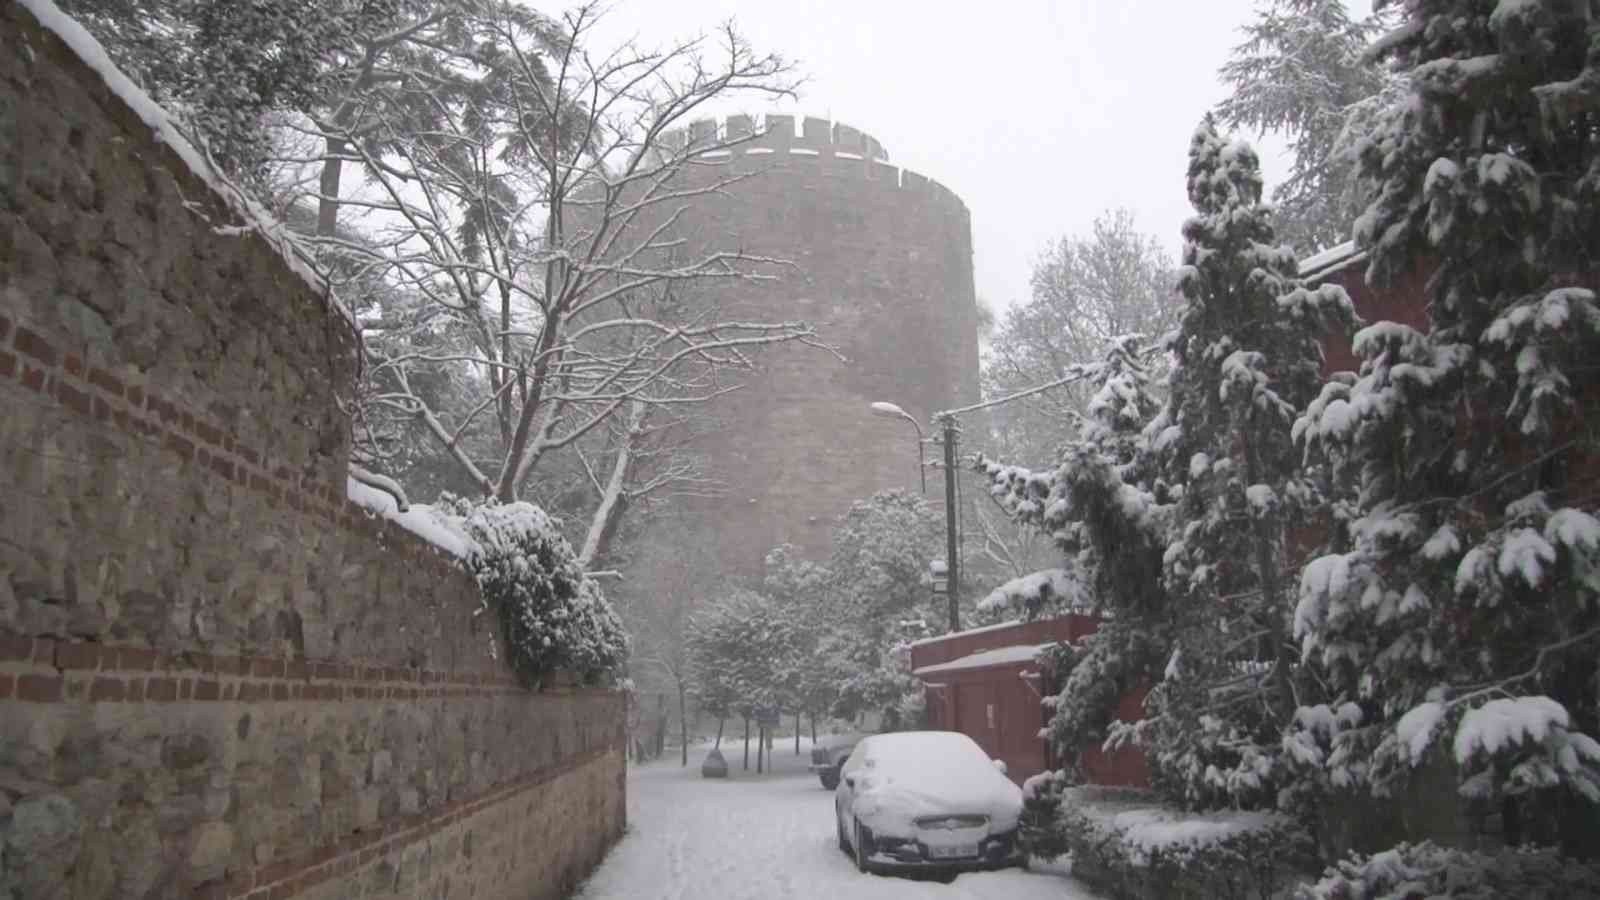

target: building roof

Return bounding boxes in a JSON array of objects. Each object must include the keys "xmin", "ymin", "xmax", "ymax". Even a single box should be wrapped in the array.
[
  {"xmin": 912, "ymin": 642, "xmax": 1054, "ymax": 677},
  {"xmin": 1299, "ymin": 241, "xmax": 1367, "ymax": 284},
  {"xmin": 908, "ymin": 618, "xmax": 1024, "ymax": 649}
]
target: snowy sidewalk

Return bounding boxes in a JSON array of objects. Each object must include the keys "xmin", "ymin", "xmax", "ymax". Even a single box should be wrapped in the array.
[{"xmin": 572, "ymin": 738, "xmax": 1101, "ymax": 900}]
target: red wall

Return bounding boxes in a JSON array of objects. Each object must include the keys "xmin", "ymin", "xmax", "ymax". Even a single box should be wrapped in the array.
[
  {"xmin": 913, "ymin": 616, "xmax": 1148, "ymax": 787},
  {"xmin": 1078, "ymin": 683, "xmax": 1152, "ymax": 787}
]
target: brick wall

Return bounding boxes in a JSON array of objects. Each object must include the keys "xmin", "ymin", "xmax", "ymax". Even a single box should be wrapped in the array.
[
  {"xmin": 611, "ymin": 115, "xmax": 983, "ymax": 589},
  {"xmin": 0, "ymin": 4, "xmax": 625, "ymax": 898}
]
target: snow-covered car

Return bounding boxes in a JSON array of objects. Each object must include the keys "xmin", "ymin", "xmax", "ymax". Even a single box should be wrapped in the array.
[
  {"xmin": 833, "ymin": 731, "xmax": 1025, "ymax": 874},
  {"xmin": 808, "ymin": 733, "xmax": 861, "ymax": 789}
]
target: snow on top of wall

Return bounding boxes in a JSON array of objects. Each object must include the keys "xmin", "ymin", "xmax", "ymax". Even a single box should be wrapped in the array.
[
  {"xmin": 907, "ymin": 618, "xmax": 1023, "ymax": 648},
  {"xmin": 346, "ymin": 477, "xmax": 477, "ymax": 559},
  {"xmin": 17, "ymin": 0, "xmax": 351, "ymax": 326},
  {"xmin": 912, "ymin": 642, "xmax": 1053, "ymax": 677}
]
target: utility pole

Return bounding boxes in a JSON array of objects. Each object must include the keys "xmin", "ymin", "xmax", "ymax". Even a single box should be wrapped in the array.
[{"xmin": 940, "ymin": 414, "xmax": 960, "ymax": 633}]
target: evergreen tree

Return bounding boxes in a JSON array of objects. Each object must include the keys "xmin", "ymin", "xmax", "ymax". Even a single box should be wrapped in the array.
[
  {"xmin": 981, "ymin": 336, "xmax": 1171, "ymax": 778},
  {"xmin": 1216, "ymin": 0, "xmax": 1401, "ymax": 253},
  {"xmin": 58, "ymin": 0, "xmax": 421, "ymax": 181},
  {"xmin": 1136, "ymin": 118, "xmax": 1353, "ymax": 809},
  {"xmin": 1291, "ymin": 0, "xmax": 1600, "ymax": 852}
]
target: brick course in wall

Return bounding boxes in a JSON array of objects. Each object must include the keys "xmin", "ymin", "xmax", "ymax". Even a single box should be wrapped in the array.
[{"xmin": 0, "ymin": 4, "xmax": 627, "ymax": 898}]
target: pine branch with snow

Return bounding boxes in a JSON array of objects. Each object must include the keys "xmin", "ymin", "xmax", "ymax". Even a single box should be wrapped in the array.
[{"xmin": 1289, "ymin": 0, "xmax": 1600, "ymax": 842}]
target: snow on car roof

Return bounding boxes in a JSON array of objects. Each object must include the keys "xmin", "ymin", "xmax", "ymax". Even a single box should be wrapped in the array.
[
  {"xmin": 851, "ymin": 732, "xmax": 1022, "ymax": 834},
  {"xmin": 859, "ymin": 731, "xmax": 995, "ymax": 779},
  {"xmin": 911, "ymin": 642, "xmax": 1052, "ymax": 677}
]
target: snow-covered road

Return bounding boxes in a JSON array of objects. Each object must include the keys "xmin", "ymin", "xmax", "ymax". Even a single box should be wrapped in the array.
[{"xmin": 573, "ymin": 738, "xmax": 1101, "ymax": 900}]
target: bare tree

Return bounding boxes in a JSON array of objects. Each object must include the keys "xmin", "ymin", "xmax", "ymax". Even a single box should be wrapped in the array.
[
  {"xmin": 983, "ymin": 208, "xmax": 1177, "ymax": 466},
  {"xmin": 298, "ymin": 2, "xmax": 825, "ymax": 565},
  {"xmin": 617, "ymin": 536, "xmax": 725, "ymax": 765}
]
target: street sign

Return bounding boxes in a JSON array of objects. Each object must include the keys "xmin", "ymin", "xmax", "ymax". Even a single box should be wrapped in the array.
[{"xmin": 755, "ymin": 706, "xmax": 781, "ymax": 729}]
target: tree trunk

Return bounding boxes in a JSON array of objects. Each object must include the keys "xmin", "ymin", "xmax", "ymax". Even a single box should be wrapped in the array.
[
  {"xmin": 679, "ymin": 684, "xmax": 690, "ymax": 766},
  {"xmin": 316, "ymin": 137, "xmax": 347, "ymax": 238},
  {"xmin": 757, "ymin": 727, "xmax": 764, "ymax": 773},
  {"xmin": 810, "ymin": 713, "xmax": 817, "ymax": 743},
  {"xmin": 654, "ymin": 693, "xmax": 667, "ymax": 758},
  {"xmin": 577, "ymin": 401, "xmax": 646, "ymax": 568},
  {"xmin": 794, "ymin": 713, "xmax": 801, "ymax": 755},
  {"xmin": 743, "ymin": 717, "xmax": 750, "ymax": 770},
  {"xmin": 714, "ymin": 717, "xmax": 725, "ymax": 750}
]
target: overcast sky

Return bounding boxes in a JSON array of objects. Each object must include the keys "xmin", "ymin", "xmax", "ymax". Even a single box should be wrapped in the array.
[{"xmin": 591, "ymin": 1, "xmax": 1376, "ymax": 320}]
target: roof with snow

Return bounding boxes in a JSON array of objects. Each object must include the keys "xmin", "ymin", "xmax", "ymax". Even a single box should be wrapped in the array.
[
  {"xmin": 912, "ymin": 642, "xmax": 1053, "ymax": 677},
  {"xmin": 1299, "ymin": 241, "xmax": 1366, "ymax": 284},
  {"xmin": 907, "ymin": 618, "xmax": 1024, "ymax": 649}
]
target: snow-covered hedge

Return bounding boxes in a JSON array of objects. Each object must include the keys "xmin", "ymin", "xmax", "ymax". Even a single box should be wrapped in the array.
[
  {"xmin": 1295, "ymin": 842, "xmax": 1600, "ymax": 900},
  {"xmin": 1054, "ymin": 785, "xmax": 1312, "ymax": 900},
  {"xmin": 455, "ymin": 500, "xmax": 628, "ymax": 687},
  {"xmin": 347, "ymin": 483, "xmax": 628, "ymax": 686}
]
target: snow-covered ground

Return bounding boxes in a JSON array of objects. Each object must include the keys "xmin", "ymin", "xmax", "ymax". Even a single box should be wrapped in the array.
[{"xmin": 573, "ymin": 737, "xmax": 1101, "ymax": 900}]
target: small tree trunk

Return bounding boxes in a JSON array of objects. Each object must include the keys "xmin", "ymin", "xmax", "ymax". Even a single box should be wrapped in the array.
[
  {"xmin": 795, "ymin": 713, "xmax": 801, "ymax": 755},
  {"xmin": 757, "ymin": 727, "xmax": 765, "ymax": 773},
  {"xmin": 743, "ymin": 717, "xmax": 751, "ymax": 770},
  {"xmin": 714, "ymin": 717, "xmax": 725, "ymax": 750},
  {"xmin": 810, "ymin": 713, "xmax": 817, "ymax": 743},
  {"xmin": 654, "ymin": 693, "xmax": 667, "ymax": 758},
  {"xmin": 679, "ymin": 685, "xmax": 690, "ymax": 766}
]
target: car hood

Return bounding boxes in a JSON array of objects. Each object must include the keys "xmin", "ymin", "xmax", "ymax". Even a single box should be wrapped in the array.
[{"xmin": 849, "ymin": 768, "xmax": 1023, "ymax": 837}]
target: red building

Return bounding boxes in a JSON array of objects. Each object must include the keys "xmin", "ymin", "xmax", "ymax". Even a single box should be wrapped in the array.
[{"xmin": 909, "ymin": 616, "xmax": 1149, "ymax": 787}]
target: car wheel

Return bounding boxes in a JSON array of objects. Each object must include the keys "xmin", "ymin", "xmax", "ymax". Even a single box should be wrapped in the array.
[
  {"xmin": 819, "ymin": 764, "xmax": 840, "ymax": 791},
  {"xmin": 853, "ymin": 819, "xmax": 873, "ymax": 874}
]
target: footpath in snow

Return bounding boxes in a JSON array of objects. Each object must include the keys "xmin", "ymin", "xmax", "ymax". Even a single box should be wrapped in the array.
[{"xmin": 573, "ymin": 737, "xmax": 1101, "ymax": 900}]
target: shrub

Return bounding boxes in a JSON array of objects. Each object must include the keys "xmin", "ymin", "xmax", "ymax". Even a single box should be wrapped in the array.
[
  {"xmin": 1296, "ymin": 841, "xmax": 1600, "ymax": 900},
  {"xmin": 456, "ymin": 500, "xmax": 628, "ymax": 687},
  {"xmin": 1057, "ymin": 786, "xmax": 1313, "ymax": 900},
  {"xmin": 1019, "ymin": 769, "xmax": 1074, "ymax": 861}
]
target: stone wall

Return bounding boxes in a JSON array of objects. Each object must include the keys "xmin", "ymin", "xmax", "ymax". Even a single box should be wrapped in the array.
[{"xmin": 0, "ymin": 4, "xmax": 625, "ymax": 898}]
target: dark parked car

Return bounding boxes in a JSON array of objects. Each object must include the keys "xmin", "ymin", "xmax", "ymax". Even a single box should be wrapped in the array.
[
  {"xmin": 808, "ymin": 733, "xmax": 861, "ymax": 789},
  {"xmin": 833, "ymin": 731, "xmax": 1025, "ymax": 874}
]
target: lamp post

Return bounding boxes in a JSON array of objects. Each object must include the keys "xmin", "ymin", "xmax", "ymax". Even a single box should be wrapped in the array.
[
  {"xmin": 868, "ymin": 400, "xmax": 959, "ymax": 632},
  {"xmin": 867, "ymin": 401, "xmax": 926, "ymax": 495},
  {"xmin": 935, "ymin": 413, "xmax": 960, "ymax": 632}
]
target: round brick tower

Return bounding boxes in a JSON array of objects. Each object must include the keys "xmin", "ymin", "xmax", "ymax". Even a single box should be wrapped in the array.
[{"xmin": 621, "ymin": 114, "xmax": 981, "ymax": 582}]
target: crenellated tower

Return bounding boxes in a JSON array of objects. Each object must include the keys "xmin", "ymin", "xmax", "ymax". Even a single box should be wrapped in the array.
[{"xmin": 619, "ymin": 114, "xmax": 981, "ymax": 582}]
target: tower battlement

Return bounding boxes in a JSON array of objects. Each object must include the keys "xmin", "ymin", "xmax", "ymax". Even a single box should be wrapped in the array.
[{"xmin": 657, "ymin": 114, "xmax": 969, "ymax": 220}]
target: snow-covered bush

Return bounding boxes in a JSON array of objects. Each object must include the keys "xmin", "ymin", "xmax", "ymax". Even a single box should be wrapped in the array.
[
  {"xmin": 452, "ymin": 498, "xmax": 628, "ymax": 687},
  {"xmin": 1058, "ymin": 786, "xmax": 1313, "ymax": 900},
  {"xmin": 1018, "ymin": 769, "xmax": 1075, "ymax": 861},
  {"xmin": 1295, "ymin": 842, "xmax": 1600, "ymax": 900}
]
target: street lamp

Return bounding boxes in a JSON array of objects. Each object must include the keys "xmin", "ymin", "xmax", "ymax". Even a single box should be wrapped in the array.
[
  {"xmin": 868, "ymin": 400, "xmax": 961, "ymax": 632},
  {"xmin": 867, "ymin": 401, "xmax": 926, "ymax": 495}
]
